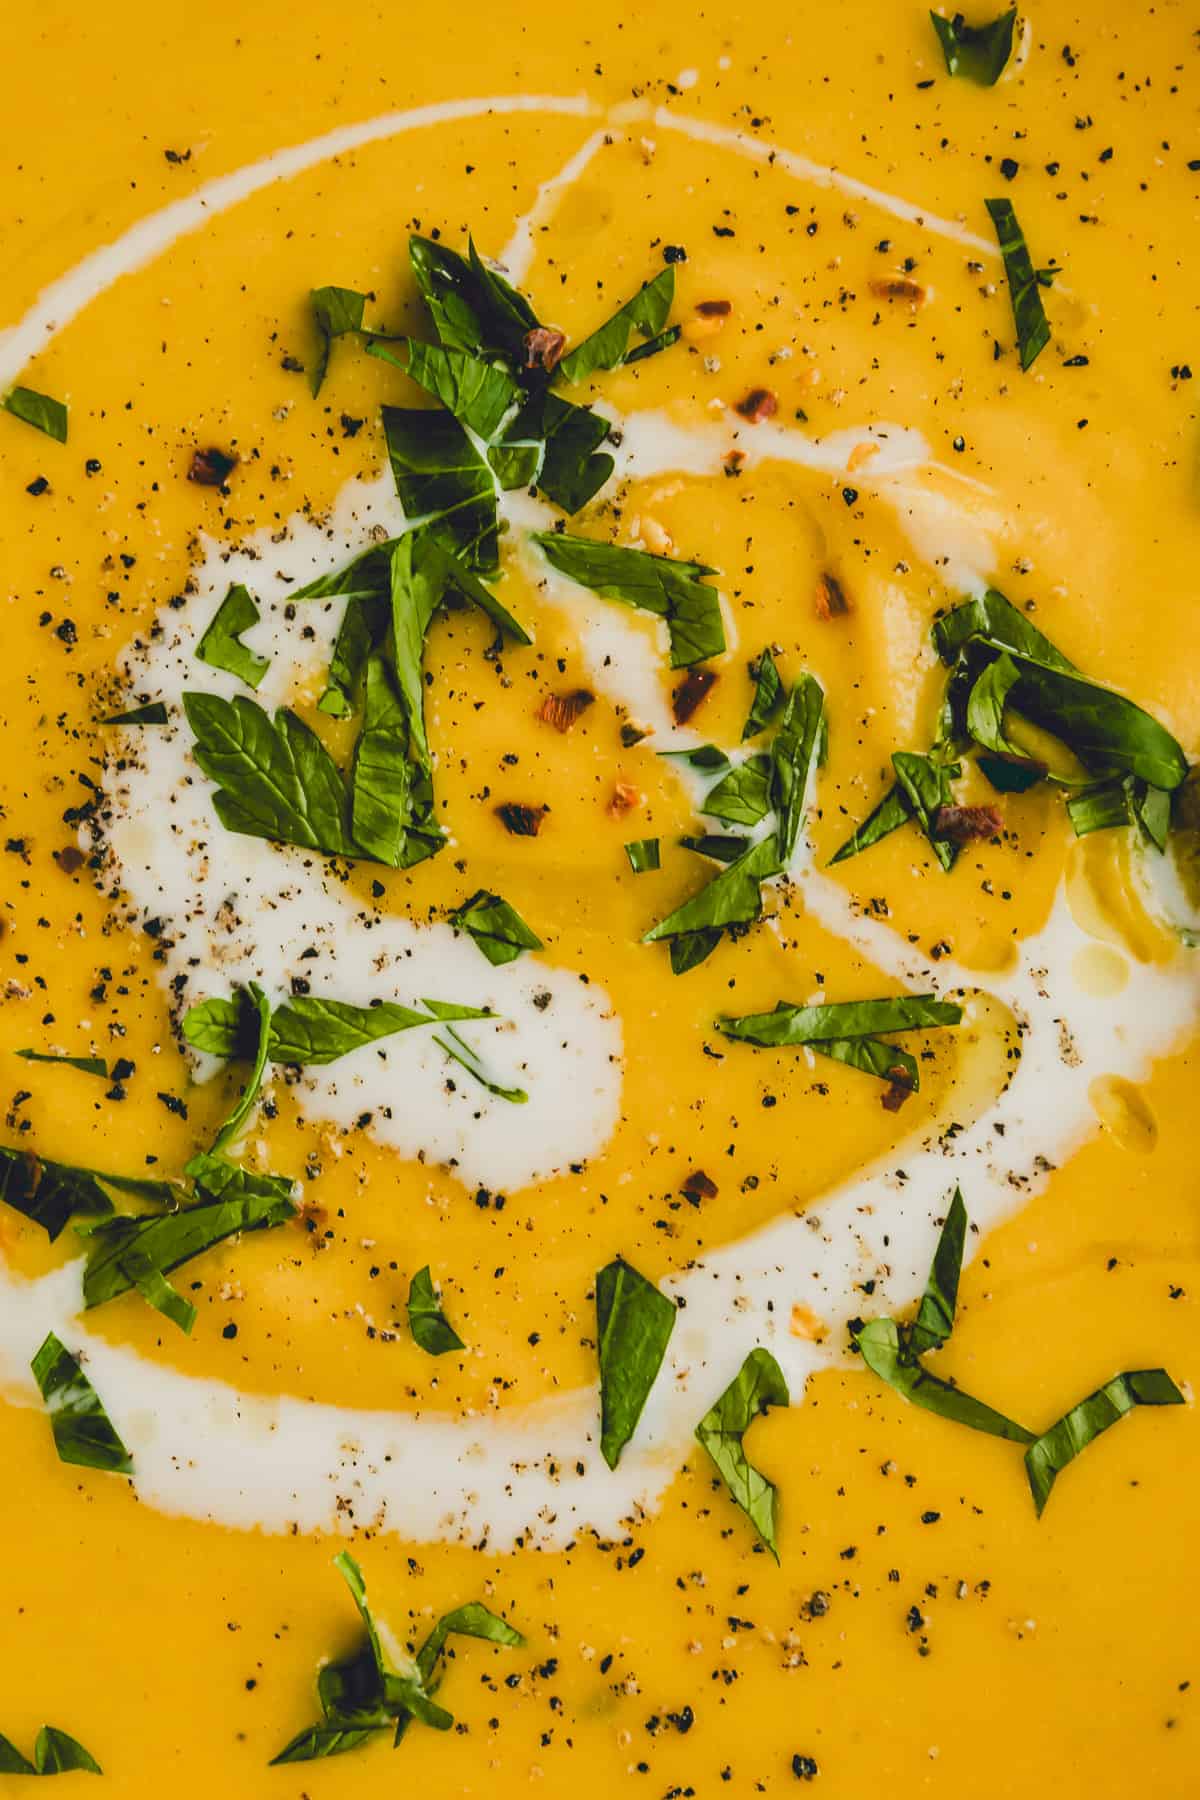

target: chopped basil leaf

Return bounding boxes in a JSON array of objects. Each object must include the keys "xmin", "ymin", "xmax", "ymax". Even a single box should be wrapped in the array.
[
  {"xmin": 195, "ymin": 584, "xmax": 270, "ymax": 690},
  {"xmin": 977, "ymin": 752, "xmax": 1043, "ymax": 793},
  {"xmin": 33, "ymin": 1728, "xmax": 102, "ymax": 1776},
  {"xmin": 828, "ymin": 781, "xmax": 913, "ymax": 865},
  {"xmin": 432, "ymin": 1022, "xmax": 526, "ymax": 1104},
  {"xmin": 660, "ymin": 744, "xmax": 731, "ymax": 775},
  {"xmin": 31, "ymin": 1331, "xmax": 133, "ymax": 1476},
  {"xmin": 932, "ymin": 589, "xmax": 1076, "ymax": 671},
  {"xmin": 985, "ymin": 197, "xmax": 1053, "ymax": 371},
  {"xmin": 408, "ymin": 1265, "xmax": 465, "ymax": 1356},
  {"xmin": 930, "ymin": 6, "xmax": 1017, "ymax": 84},
  {"xmin": 272, "ymin": 1553, "xmax": 522, "ymax": 1764},
  {"xmin": 183, "ymin": 690, "xmax": 360, "ymax": 859},
  {"xmin": 1024, "ymin": 1369, "xmax": 1184, "ymax": 1516},
  {"xmin": 1066, "ymin": 778, "xmax": 1137, "ymax": 839},
  {"xmin": 702, "ymin": 756, "xmax": 773, "ymax": 826},
  {"xmin": 964, "ymin": 651, "xmax": 1039, "ymax": 770},
  {"xmin": 910, "ymin": 1185, "xmax": 967, "ymax": 1354},
  {"xmin": 0, "ymin": 1736, "xmax": 34, "ymax": 1775},
  {"xmin": 695, "ymin": 1348, "xmax": 789, "ymax": 1559},
  {"xmin": 209, "ymin": 983, "xmax": 271, "ymax": 1154},
  {"xmin": 772, "ymin": 674, "xmax": 826, "ymax": 860},
  {"xmin": 623, "ymin": 324, "xmax": 681, "ymax": 365},
  {"xmin": 0, "ymin": 1147, "xmax": 177, "ymax": 1242},
  {"xmin": 184, "ymin": 990, "xmax": 489, "ymax": 1065},
  {"xmin": 644, "ymin": 834, "xmax": 782, "ymax": 971},
  {"xmin": 742, "ymin": 649, "xmax": 783, "ymax": 740},
  {"xmin": 718, "ymin": 993, "xmax": 961, "ymax": 1092},
  {"xmin": 680, "ymin": 832, "xmax": 750, "ymax": 863},
  {"xmin": 310, "ymin": 285, "xmax": 367, "ymax": 395},
  {"xmin": 893, "ymin": 749, "xmax": 961, "ymax": 871},
  {"xmin": 500, "ymin": 389, "xmax": 615, "ymax": 512},
  {"xmin": 366, "ymin": 339, "xmax": 520, "ymax": 440},
  {"xmin": 623, "ymin": 837, "xmax": 661, "ymax": 874},
  {"xmin": 100, "ymin": 701, "xmax": 168, "ymax": 726},
  {"xmin": 449, "ymin": 889, "xmax": 543, "ymax": 964},
  {"xmin": 532, "ymin": 533, "xmax": 726, "ymax": 668},
  {"xmin": 15, "ymin": 1051, "xmax": 107, "ymax": 1078},
  {"xmin": 595, "ymin": 1257, "xmax": 676, "ymax": 1468},
  {"xmin": 3, "ymin": 386, "xmax": 67, "ymax": 442},
  {"xmin": 77, "ymin": 1186, "xmax": 295, "ymax": 1329},
  {"xmin": 558, "ymin": 269, "xmax": 675, "ymax": 384},
  {"xmin": 381, "ymin": 406, "xmax": 499, "ymax": 575}
]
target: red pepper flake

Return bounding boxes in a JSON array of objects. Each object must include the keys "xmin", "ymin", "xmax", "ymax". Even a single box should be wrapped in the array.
[
  {"xmin": 880, "ymin": 1070, "xmax": 915, "ymax": 1112},
  {"xmin": 815, "ymin": 573, "xmax": 850, "ymax": 620},
  {"xmin": 868, "ymin": 276, "xmax": 927, "ymax": 305},
  {"xmin": 608, "ymin": 781, "xmax": 641, "ymax": 818},
  {"xmin": 734, "ymin": 388, "xmax": 778, "ymax": 423},
  {"xmin": 681, "ymin": 1169, "xmax": 718, "ymax": 1202},
  {"xmin": 723, "ymin": 449, "xmax": 746, "ymax": 477},
  {"xmin": 696, "ymin": 299, "xmax": 733, "ymax": 317},
  {"xmin": 52, "ymin": 846, "xmax": 87, "ymax": 874},
  {"xmin": 537, "ymin": 688, "xmax": 594, "ymax": 733},
  {"xmin": 672, "ymin": 667, "xmax": 718, "ymax": 724},
  {"xmin": 524, "ymin": 327, "xmax": 567, "ymax": 373},
  {"xmin": 933, "ymin": 803, "xmax": 1003, "ymax": 845},
  {"xmin": 188, "ymin": 447, "xmax": 237, "ymax": 486},
  {"xmin": 496, "ymin": 803, "xmax": 547, "ymax": 837}
]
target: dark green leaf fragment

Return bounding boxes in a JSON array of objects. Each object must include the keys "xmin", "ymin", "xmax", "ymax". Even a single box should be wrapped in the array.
[
  {"xmin": 985, "ymin": 197, "xmax": 1053, "ymax": 371},
  {"xmin": 910, "ymin": 1186, "xmax": 966, "ymax": 1355},
  {"xmin": 450, "ymin": 889, "xmax": 543, "ymax": 965},
  {"xmin": 533, "ymin": 532, "xmax": 725, "ymax": 668},
  {"xmin": 595, "ymin": 1257, "xmax": 676, "ymax": 1468},
  {"xmin": 31, "ymin": 1331, "xmax": 133, "ymax": 1475},
  {"xmin": 366, "ymin": 339, "xmax": 519, "ymax": 440},
  {"xmin": 854, "ymin": 1316, "xmax": 1036, "ymax": 1442},
  {"xmin": 695, "ymin": 1348, "xmax": 789, "ymax": 1559},
  {"xmin": 34, "ymin": 1728, "xmax": 102, "ymax": 1776},
  {"xmin": 15, "ymin": 1051, "xmax": 107, "ymax": 1078},
  {"xmin": 559, "ymin": 269, "xmax": 675, "ymax": 383},
  {"xmin": 195, "ymin": 584, "xmax": 270, "ymax": 690},
  {"xmin": 623, "ymin": 838, "xmax": 661, "ymax": 874},
  {"xmin": 718, "ymin": 992, "xmax": 961, "ymax": 1093},
  {"xmin": 930, "ymin": 7, "xmax": 1018, "ymax": 84},
  {"xmin": 741, "ymin": 649, "xmax": 783, "ymax": 740},
  {"xmin": 78, "ymin": 1187, "xmax": 295, "ymax": 1324},
  {"xmin": 310, "ymin": 285, "xmax": 367, "ymax": 396},
  {"xmin": 408, "ymin": 1265, "xmax": 465, "ymax": 1356},
  {"xmin": 893, "ymin": 750, "xmax": 962, "ymax": 870},
  {"xmin": 3, "ymin": 386, "xmax": 67, "ymax": 442},
  {"xmin": 382, "ymin": 406, "xmax": 499, "ymax": 574},
  {"xmin": 772, "ymin": 674, "xmax": 826, "ymax": 860},
  {"xmin": 100, "ymin": 701, "xmax": 168, "ymax": 726},
  {"xmin": 680, "ymin": 832, "xmax": 750, "ymax": 864},
  {"xmin": 644, "ymin": 833, "xmax": 781, "ymax": 969},
  {"xmin": 1024, "ymin": 1369, "xmax": 1184, "ymax": 1516},
  {"xmin": 183, "ymin": 690, "xmax": 359, "ymax": 859},
  {"xmin": 702, "ymin": 757, "xmax": 773, "ymax": 827},
  {"xmin": 433, "ymin": 1022, "xmax": 527, "ymax": 1104},
  {"xmin": 828, "ymin": 782, "xmax": 913, "ymax": 865},
  {"xmin": 0, "ymin": 1147, "xmax": 180, "ymax": 1242}
]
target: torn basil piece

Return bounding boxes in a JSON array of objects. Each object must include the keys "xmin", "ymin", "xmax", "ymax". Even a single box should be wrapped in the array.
[
  {"xmin": 623, "ymin": 837, "xmax": 661, "ymax": 874},
  {"xmin": 3, "ymin": 385, "xmax": 68, "ymax": 442},
  {"xmin": 99, "ymin": 700, "xmax": 168, "ymax": 726},
  {"xmin": 15, "ymin": 1051, "xmax": 107, "ymax": 1078},
  {"xmin": 985, "ymin": 197, "xmax": 1053, "ymax": 371},
  {"xmin": 432, "ymin": 1019, "xmax": 527, "ymax": 1104},
  {"xmin": 31, "ymin": 1331, "xmax": 133, "ymax": 1476},
  {"xmin": 382, "ymin": 406, "xmax": 500, "ymax": 575},
  {"xmin": 695, "ymin": 1348, "xmax": 789, "ymax": 1559},
  {"xmin": 366, "ymin": 338, "xmax": 520, "ymax": 440},
  {"xmin": 1024, "ymin": 1369, "xmax": 1184, "ymax": 1516},
  {"xmin": 184, "ymin": 990, "xmax": 489, "ymax": 1065},
  {"xmin": 195, "ymin": 584, "xmax": 270, "ymax": 691},
  {"xmin": 532, "ymin": 532, "xmax": 726, "ymax": 668},
  {"xmin": 408, "ymin": 1266, "xmax": 465, "ymax": 1356},
  {"xmin": 929, "ymin": 6, "xmax": 1018, "ymax": 84},
  {"xmin": 828, "ymin": 781, "xmax": 913, "ymax": 865},
  {"xmin": 595, "ymin": 1257, "xmax": 676, "ymax": 1468},
  {"xmin": 558, "ymin": 268, "xmax": 675, "ymax": 383},
  {"xmin": 184, "ymin": 690, "xmax": 360, "ymax": 859},
  {"xmin": 0, "ymin": 1147, "xmax": 177, "ymax": 1243},
  {"xmin": 310, "ymin": 285, "xmax": 367, "ymax": 395},
  {"xmin": 449, "ymin": 890, "xmax": 543, "ymax": 965},
  {"xmin": 892, "ymin": 749, "xmax": 961, "ymax": 870},
  {"xmin": 910, "ymin": 1185, "xmax": 967, "ymax": 1355},
  {"xmin": 742, "ymin": 649, "xmax": 783, "ymax": 740},
  {"xmin": 772, "ymin": 674, "xmax": 826, "ymax": 860},
  {"xmin": 702, "ymin": 757, "xmax": 773, "ymax": 827},
  {"xmin": 718, "ymin": 993, "xmax": 961, "ymax": 1093},
  {"xmin": 644, "ymin": 833, "xmax": 782, "ymax": 972}
]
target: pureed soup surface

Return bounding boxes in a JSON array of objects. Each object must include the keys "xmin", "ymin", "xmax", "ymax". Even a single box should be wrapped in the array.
[{"xmin": 1, "ymin": 0, "xmax": 1199, "ymax": 1792}]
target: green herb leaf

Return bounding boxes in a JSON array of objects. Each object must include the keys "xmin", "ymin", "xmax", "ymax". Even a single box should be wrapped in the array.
[
  {"xmin": 77, "ymin": 1186, "xmax": 295, "ymax": 1325},
  {"xmin": 932, "ymin": 590, "xmax": 1076, "ymax": 672},
  {"xmin": 660, "ymin": 744, "xmax": 731, "ymax": 775},
  {"xmin": 100, "ymin": 701, "xmax": 168, "ymax": 726},
  {"xmin": 449, "ymin": 889, "xmax": 543, "ymax": 965},
  {"xmin": 644, "ymin": 833, "xmax": 782, "ymax": 971},
  {"xmin": 595, "ymin": 1257, "xmax": 676, "ymax": 1468},
  {"xmin": 985, "ymin": 197, "xmax": 1053, "ymax": 371},
  {"xmin": 183, "ymin": 690, "xmax": 359, "ymax": 859},
  {"xmin": 892, "ymin": 749, "xmax": 962, "ymax": 870},
  {"xmin": 408, "ymin": 1265, "xmax": 465, "ymax": 1356},
  {"xmin": 827, "ymin": 782, "xmax": 913, "ymax": 865},
  {"xmin": 742, "ymin": 649, "xmax": 783, "ymax": 740},
  {"xmin": 623, "ymin": 325, "xmax": 681, "ymax": 365},
  {"xmin": 408, "ymin": 235, "xmax": 540, "ymax": 362},
  {"xmin": 31, "ymin": 1331, "xmax": 133, "ymax": 1475},
  {"xmin": 432, "ymin": 1022, "xmax": 527, "ymax": 1105},
  {"xmin": 0, "ymin": 1736, "xmax": 35, "ymax": 1775},
  {"xmin": 854, "ymin": 1316, "xmax": 1036, "ymax": 1441},
  {"xmin": 702, "ymin": 756, "xmax": 773, "ymax": 826},
  {"xmin": 964, "ymin": 650, "xmax": 1039, "ymax": 769},
  {"xmin": 680, "ymin": 832, "xmax": 750, "ymax": 863},
  {"xmin": 930, "ymin": 6, "xmax": 1017, "ymax": 84},
  {"xmin": 1066, "ymin": 778, "xmax": 1135, "ymax": 839},
  {"xmin": 623, "ymin": 838, "xmax": 661, "ymax": 874},
  {"xmin": 1024, "ymin": 1368, "xmax": 1184, "ymax": 1516},
  {"xmin": 532, "ymin": 533, "xmax": 726, "ymax": 668},
  {"xmin": 973, "ymin": 653, "xmax": 1187, "ymax": 791},
  {"xmin": 718, "ymin": 992, "xmax": 961, "ymax": 1091},
  {"xmin": 910, "ymin": 1186, "xmax": 967, "ymax": 1354},
  {"xmin": 270, "ymin": 1723, "xmax": 386, "ymax": 1764},
  {"xmin": 772, "ymin": 674, "xmax": 826, "ymax": 860},
  {"xmin": 382, "ymin": 406, "xmax": 499, "ymax": 575},
  {"xmin": 366, "ymin": 339, "xmax": 520, "ymax": 440},
  {"xmin": 558, "ymin": 269, "xmax": 675, "ymax": 383},
  {"xmin": 277, "ymin": 996, "xmax": 489, "ymax": 1064},
  {"xmin": 15, "ymin": 1051, "xmax": 107, "ymax": 1078},
  {"xmin": 3, "ymin": 386, "xmax": 68, "ymax": 442},
  {"xmin": 195, "ymin": 584, "xmax": 270, "ymax": 690},
  {"xmin": 695, "ymin": 1348, "xmax": 789, "ymax": 1559},
  {"xmin": 310, "ymin": 285, "xmax": 367, "ymax": 395},
  {"xmin": 209, "ymin": 983, "xmax": 271, "ymax": 1154},
  {"xmin": 33, "ymin": 1728, "xmax": 102, "ymax": 1776},
  {"xmin": 0, "ymin": 1147, "xmax": 178, "ymax": 1242},
  {"xmin": 495, "ymin": 388, "xmax": 616, "ymax": 512}
]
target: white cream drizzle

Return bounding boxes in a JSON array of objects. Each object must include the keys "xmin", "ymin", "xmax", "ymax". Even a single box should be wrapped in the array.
[{"xmin": 0, "ymin": 101, "xmax": 1195, "ymax": 1553}]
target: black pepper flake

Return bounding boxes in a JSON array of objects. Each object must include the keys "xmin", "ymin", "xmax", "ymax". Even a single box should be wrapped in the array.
[
  {"xmin": 222, "ymin": 1322, "xmax": 238, "ymax": 1340},
  {"xmin": 841, "ymin": 487, "xmax": 858, "ymax": 507},
  {"xmin": 999, "ymin": 157, "xmax": 1019, "ymax": 181},
  {"xmin": 662, "ymin": 244, "xmax": 687, "ymax": 264},
  {"xmin": 26, "ymin": 476, "xmax": 50, "ymax": 497},
  {"xmin": 792, "ymin": 1755, "xmax": 819, "ymax": 1780}
]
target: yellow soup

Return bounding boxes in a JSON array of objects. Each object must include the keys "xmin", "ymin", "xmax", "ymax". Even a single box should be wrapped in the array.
[{"xmin": 1, "ymin": 1, "xmax": 1198, "ymax": 1794}]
